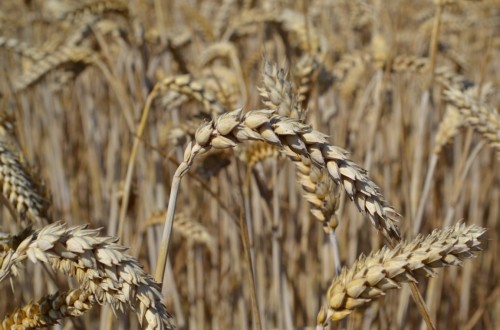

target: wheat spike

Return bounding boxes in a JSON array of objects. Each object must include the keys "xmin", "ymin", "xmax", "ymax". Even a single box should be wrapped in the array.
[
  {"xmin": 184, "ymin": 108, "xmax": 401, "ymax": 241},
  {"xmin": 1, "ymin": 289, "xmax": 93, "ymax": 329},
  {"xmin": 0, "ymin": 36, "xmax": 45, "ymax": 61},
  {"xmin": 332, "ymin": 52, "xmax": 372, "ymax": 89},
  {"xmin": 390, "ymin": 55, "xmax": 473, "ymax": 90},
  {"xmin": 239, "ymin": 141, "xmax": 280, "ymax": 168},
  {"xmin": 58, "ymin": 0, "xmax": 129, "ymax": 23},
  {"xmin": 0, "ymin": 132, "xmax": 49, "ymax": 226},
  {"xmin": 318, "ymin": 223, "xmax": 486, "ymax": 325},
  {"xmin": 279, "ymin": 9, "xmax": 323, "ymax": 54},
  {"xmin": 433, "ymin": 104, "xmax": 464, "ymax": 154},
  {"xmin": 294, "ymin": 54, "xmax": 319, "ymax": 108},
  {"xmin": 156, "ymin": 74, "xmax": 228, "ymax": 116},
  {"xmin": 0, "ymin": 223, "xmax": 174, "ymax": 330},
  {"xmin": 14, "ymin": 46, "xmax": 96, "ymax": 91},
  {"xmin": 295, "ymin": 155, "xmax": 340, "ymax": 231},
  {"xmin": 258, "ymin": 62, "xmax": 301, "ymax": 119},
  {"xmin": 259, "ymin": 61, "xmax": 365, "ymax": 232},
  {"xmin": 444, "ymin": 87, "xmax": 500, "ymax": 155}
]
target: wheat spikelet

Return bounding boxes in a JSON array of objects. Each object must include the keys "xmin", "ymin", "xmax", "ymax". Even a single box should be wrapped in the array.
[
  {"xmin": 0, "ymin": 223, "xmax": 174, "ymax": 329},
  {"xmin": 14, "ymin": 46, "xmax": 96, "ymax": 91},
  {"xmin": 317, "ymin": 223, "xmax": 486, "ymax": 325},
  {"xmin": 184, "ymin": 108, "xmax": 400, "ymax": 241},
  {"xmin": 444, "ymin": 87, "xmax": 500, "ymax": 155},
  {"xmin": 0, "ymin": 288, "xmax": 93, "ymax": 329}
]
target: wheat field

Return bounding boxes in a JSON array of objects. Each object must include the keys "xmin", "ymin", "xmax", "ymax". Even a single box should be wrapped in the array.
[{"xmin": 0, "ymin": 0, "xmax": 499, "ymax": 329}]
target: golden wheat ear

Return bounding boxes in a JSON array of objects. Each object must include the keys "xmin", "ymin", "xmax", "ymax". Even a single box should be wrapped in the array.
[
  {"xmin": 0, "ymin": 115, "xmax": 50, "ymax": 227},
  {"xmin": 0, "ymin": 223, "xmax": 174, "ymax": 329},
  {"xmin": 183, "ymin": 108, "xmax": 401, "ymax": 241},
  {"xmin": 317, "ymin": 223, "xmax": 486, "ymax": 326}
]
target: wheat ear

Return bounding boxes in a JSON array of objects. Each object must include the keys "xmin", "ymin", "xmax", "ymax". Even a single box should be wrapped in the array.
[
  {"xmin": 317, "ymin": 223, "xmax": 486, "ymax": 326},
  {"xmin": 0, "ymin": 135, "xmax": 49, "ymax": 226},
  {"xmin": 0, "ymin": 223, "xmax": 174, "ymax": 330},
  {"xmin": 186, "ymin": 108, "xmax": 400, "ymax": 241},
  {"xmin": 259, "ymin": 62, "xmax": 379, "ymax": 232},
  {"xmin": 58, "ymin": 0, "xmax": 129, "ymax": 23},
  {"xmin": 0, "ymin": 36, "xmax": 45, "ymax": 61},
  {"xmin": 0, "ymin": 289, "xmax": 93, "ymax": 329},
  {"xmin": 156, "ymin": 74, "xmax": 228, "ymax": 116},
  {"xmin": 14, "ymin": 46, "xmax": 96, "ymax": 91},
  {"xmin": 443, "ymin": 87, "xmax": 500, "ymax": 155}
]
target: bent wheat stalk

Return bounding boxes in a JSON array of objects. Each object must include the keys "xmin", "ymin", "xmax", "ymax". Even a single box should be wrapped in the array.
[
  {"xmin": 155, "ymin": 107, "xmax": 401, "ymax": 283},
  {"xmin": 316, "ymin": 223, "xmax": 486, "ymax": 327}
]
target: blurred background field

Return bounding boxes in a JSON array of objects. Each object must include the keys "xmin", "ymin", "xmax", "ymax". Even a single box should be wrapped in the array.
[{"xmin": 0, "ymin": 0, "xmax": 499, "ymax": 329}]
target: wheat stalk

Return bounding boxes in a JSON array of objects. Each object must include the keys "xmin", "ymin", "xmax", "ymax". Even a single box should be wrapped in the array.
[{"xmin": 317, "ymin": 223, "xmax": 486, "ymax": 326}]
